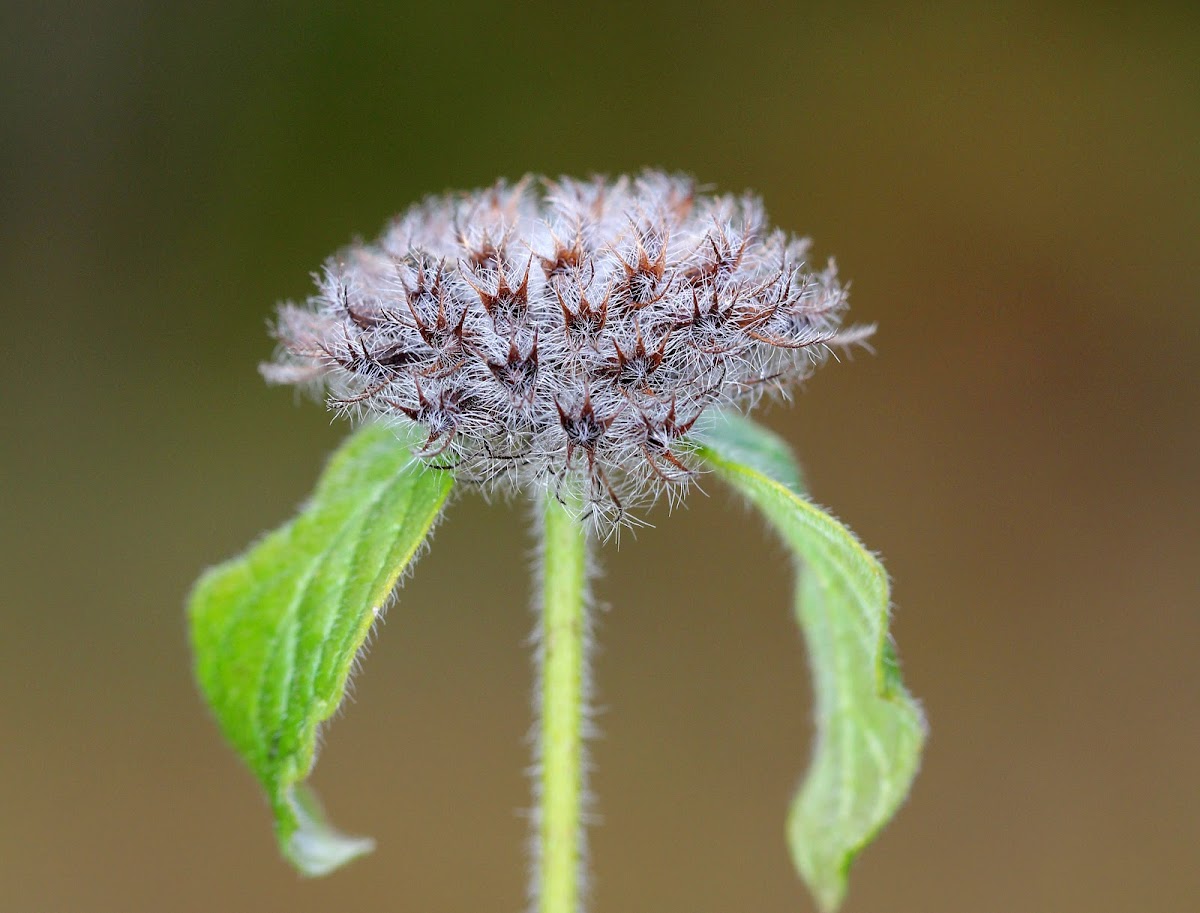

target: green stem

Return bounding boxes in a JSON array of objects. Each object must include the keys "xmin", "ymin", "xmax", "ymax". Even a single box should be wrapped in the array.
[{"xmin": 535, "ymin": 495, "xmax": 592, "ymax": 913}]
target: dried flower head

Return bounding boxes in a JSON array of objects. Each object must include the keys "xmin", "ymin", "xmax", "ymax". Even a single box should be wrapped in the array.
[{"xmin": 263, "ymin": 171, "xmax": 870, "ymax": 525}]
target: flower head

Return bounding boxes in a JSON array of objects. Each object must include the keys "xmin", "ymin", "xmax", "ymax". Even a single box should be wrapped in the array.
[{"xmin": 264, "ymin": 171, "xmax": 869, "ymax": 525}]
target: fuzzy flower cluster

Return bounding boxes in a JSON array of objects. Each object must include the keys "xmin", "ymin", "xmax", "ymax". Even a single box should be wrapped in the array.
[{"xmin": 264, "ymin": 171, "xmax": 869, "ymax": 524}]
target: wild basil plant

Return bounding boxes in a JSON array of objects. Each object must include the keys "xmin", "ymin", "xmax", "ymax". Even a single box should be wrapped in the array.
[{"xmin": 188, "ymin": 172, "xmax": 926, "ymax": 912}]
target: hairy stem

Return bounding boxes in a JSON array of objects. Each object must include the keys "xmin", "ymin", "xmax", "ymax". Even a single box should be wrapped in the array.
[{"xmin": 533, "ymin": 495, "xmax": 592, "ymax": 913}]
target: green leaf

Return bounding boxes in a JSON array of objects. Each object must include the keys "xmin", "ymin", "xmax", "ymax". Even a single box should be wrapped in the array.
[
  {"xmin": 696, "ymin": 413, "xmax": 926, "ymax": 912},
  {"xmin": 188, "ymin": 422, "xmax": 454, "ymax": 875}
]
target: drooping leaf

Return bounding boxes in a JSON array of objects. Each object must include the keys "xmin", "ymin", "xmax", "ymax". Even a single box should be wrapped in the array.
[
  {"xmin": 696, "ymin": 413, "xmax": 926, "ymax": 912},
  {"xmin": 188, "ymin": 422, "xmax": 454, "ymax": 875}
]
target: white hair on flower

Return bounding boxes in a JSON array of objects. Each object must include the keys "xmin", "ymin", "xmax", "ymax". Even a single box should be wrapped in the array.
[{"xmin": 263, "ymin": 171, "xmax": 869, "ymax": 527}]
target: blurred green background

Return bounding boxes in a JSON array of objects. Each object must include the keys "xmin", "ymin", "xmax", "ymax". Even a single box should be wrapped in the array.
[{"xmin": 2, "ymin": 1, "xmax": 1197, "ymax": 911}]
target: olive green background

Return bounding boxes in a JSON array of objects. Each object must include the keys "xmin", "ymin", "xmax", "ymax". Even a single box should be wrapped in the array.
[{"xmin": 2, "ymin": 2, "xmax": 1197, "ymax": 911}]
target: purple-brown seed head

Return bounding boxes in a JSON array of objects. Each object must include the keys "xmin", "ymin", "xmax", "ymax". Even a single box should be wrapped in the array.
[{"xmin": 262, "ymin": 171, "xmax": 870, "ymax": 526}]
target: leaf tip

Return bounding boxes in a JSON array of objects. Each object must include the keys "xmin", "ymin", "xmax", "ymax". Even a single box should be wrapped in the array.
[
  {"xmin": 814, "ymin": 882, "xmax": 848, "ymax": 913},
  {"xmin": 280, "ymin": 784, "xmax": 375, "ymax": 877},
  {"xmin": 786, "ymin": 808, "xmax": 849, "ymax": 913}
]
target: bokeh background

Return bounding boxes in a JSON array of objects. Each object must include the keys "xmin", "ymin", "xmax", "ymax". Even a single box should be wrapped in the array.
[{"xmin": 2, "ymin": 2, "xmax": 1197, "ymax": 911}]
